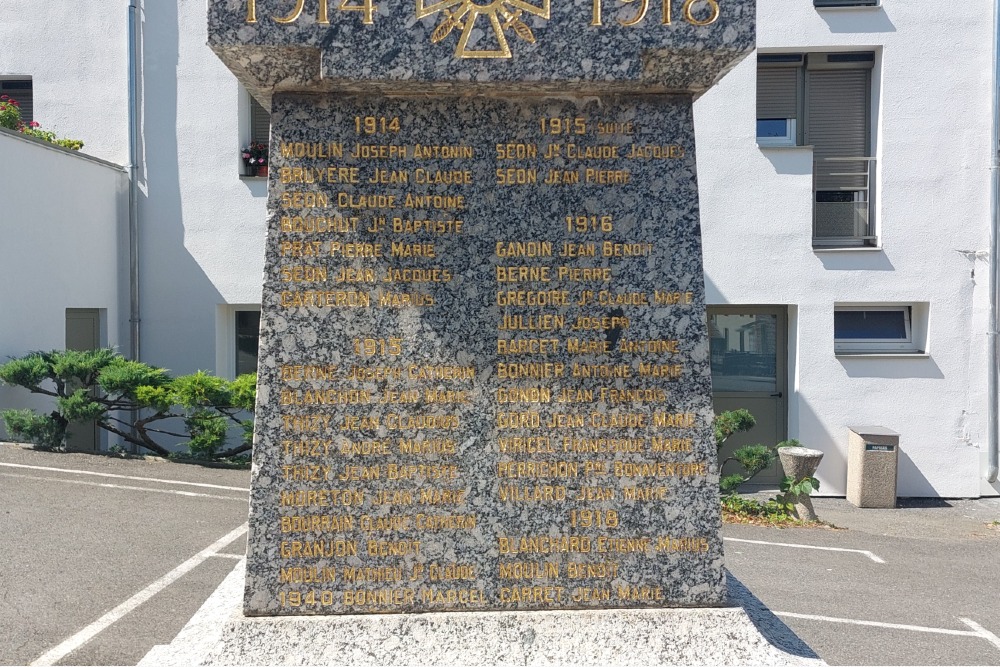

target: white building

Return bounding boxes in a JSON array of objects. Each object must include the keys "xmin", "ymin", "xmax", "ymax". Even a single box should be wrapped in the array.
[{"xmin": 0, "ymin": 1, "xmax": 997, "ymax": 498}]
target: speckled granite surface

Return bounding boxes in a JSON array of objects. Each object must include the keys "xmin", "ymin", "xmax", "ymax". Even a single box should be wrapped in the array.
[
  {"xmin": 209, "ymin": 0, "xmax": 754, "ymax": 620},
  {"xmin": 139, "ymin": 561, "xmax": 825, "ymax": 667},
  {"xmin": 208, "ymin": 0, "xmax": 754, "ymax": 104},
  {"xmin": 244, "ymin": 93, "xmax": 726, "ymax": 615}
]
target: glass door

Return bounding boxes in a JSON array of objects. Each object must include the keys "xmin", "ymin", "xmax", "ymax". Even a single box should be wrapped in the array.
[{"xmin": 708, "ymin": 306, "xmax": 788, "ymax": 486}]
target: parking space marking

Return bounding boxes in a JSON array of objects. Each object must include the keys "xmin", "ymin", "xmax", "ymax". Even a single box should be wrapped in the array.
[
  {"xmin": 0, "ymin": 472, "xmax": 247, "ymax": 502},
  {"xmin": 960, "ymin": 618, "xmax": 1000, "ymax": 652},
  {"xmin": 724, "ymin": 537, "xmax": 885, "ymax": 563},
  {"xmin": 776, "ymin": 611, "xmax": 981, "ymax": 637},
  {"xmin": 0, "ymin": 461, "xmax": 248, "ymax": 491},
  {"xmin": 30, "ymin": 524, "xmax": 248, "ymax": 667},
  {"xmin": 210, "ymin": 553, "xmax": 244, "ymax": 560}
]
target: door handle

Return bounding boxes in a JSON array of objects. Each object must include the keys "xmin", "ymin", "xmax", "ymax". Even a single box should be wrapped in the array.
[{"xmin": 770, "ymin": 392, "xmax": 783, "ymax": 398}]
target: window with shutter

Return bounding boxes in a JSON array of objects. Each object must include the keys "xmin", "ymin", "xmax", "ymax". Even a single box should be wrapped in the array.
[
  {"xmin": 756, "ymin": 66, "xmax": 799, "ymax": 145},
  {"xmin": 815, "ymin": 0, "xmax": 879, "ymax": 7},
  {"xmin": 241, "ymin": 88, "xmax": 271, "ymax": 176},
  {"xmin": 250, "ymin": 95, "xmax": 269, "ymax": 144},
  {"xmin": 756, "ymin": 52, "xmax": 876, "ymax": 247},
  {"xmin": 0, "ymin": 79, "xmax": 33, "ymax": 123}
]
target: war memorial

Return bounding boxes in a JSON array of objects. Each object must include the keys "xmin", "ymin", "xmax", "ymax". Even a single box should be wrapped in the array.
[{"xmin": 155, "ymin": 0, "xmax": 825, "ymax": 663}]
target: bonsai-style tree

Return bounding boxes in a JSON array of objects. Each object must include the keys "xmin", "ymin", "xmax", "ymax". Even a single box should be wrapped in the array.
[
  {"xmin": 0, "ymin": 349, "xmax": 255, "ymax": 458},
  {"xmin": 714, "ymin": 408, "xmax": 799, "ymax": 493}
]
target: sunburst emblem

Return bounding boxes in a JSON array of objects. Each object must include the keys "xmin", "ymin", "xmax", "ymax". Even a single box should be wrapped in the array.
[{"xmin": 417, "ymin": 0, "xmax": 550, "ymax": 59}]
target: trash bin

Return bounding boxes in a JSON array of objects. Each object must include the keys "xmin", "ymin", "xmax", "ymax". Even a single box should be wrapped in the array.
[{"xmin": 847, "ymin": 426, "xmax": 900, "ymax": 508}]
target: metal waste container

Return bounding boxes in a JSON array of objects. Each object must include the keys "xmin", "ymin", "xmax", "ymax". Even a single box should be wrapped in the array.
[{"xmin": 847, "ymin": 426, "xmax": 900, "ymax": 508}]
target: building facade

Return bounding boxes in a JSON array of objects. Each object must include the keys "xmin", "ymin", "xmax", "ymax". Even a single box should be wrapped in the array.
[{"xmin": 0, "ymin": 0, "xmax": 996, "ymax": 497}]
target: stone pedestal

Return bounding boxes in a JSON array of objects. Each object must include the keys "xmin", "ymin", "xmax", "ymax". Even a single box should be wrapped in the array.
[
  {"xmin": 139, "ymin": 561, "xmax": 825, "ymax": 667},
  {"xmin": 778, "ymin": 446, "xmax": 824, "ymax": 522}
]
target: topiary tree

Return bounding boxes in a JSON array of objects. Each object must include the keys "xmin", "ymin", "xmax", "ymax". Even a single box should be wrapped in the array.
[
  {"xmin": 0, "ymin": 349, "xmax": 255, "ymax": 458},
  {"xmin": 713, "ymin": 408, "xmax": 789, "ymax": 494}
]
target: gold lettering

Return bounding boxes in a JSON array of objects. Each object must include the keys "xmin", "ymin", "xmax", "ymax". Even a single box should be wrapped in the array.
[
  {"xmin": 343, "ymin": 588, "xmax": 416, "ymax": 606},
  {"xmin": 496, "ymin": 168, "xmax": 537, "ymax": 185},
  {"xmin": 496, "ymin": 143, "xmax": 538, "ymax": 159},
  {"xmin": 281, "ymin": 192, "xmax": 330, "ymax": 208},
  {"xmin": 280, "ymin": 539, "xmax": 358, "ymax": 557},
  {"xmin": 280, "ymin": 291, "xmax": 370, "ymax": 308},
  {"xmin": 619, "ymin": 0, "xmax": 649, "ymax": 27},
  {"xmin": 273, "ymin": 0, "xmax": 306, "ymax": 24},
  {"xmin": 683, "ymin": 0, "xmax": 719, "ymax": 25},
  {"xmin": 367, "ymin": 540, "xmax": 421, "ymax": 556},
  {"xmin": 279, "ymin": 489, "xmax": 364, "ymax": 506}
]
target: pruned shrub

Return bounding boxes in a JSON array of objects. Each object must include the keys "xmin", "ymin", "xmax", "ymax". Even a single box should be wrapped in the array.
[{"xmin": 0, "ymin": 348, "xmax": 255, "ymax": 459}]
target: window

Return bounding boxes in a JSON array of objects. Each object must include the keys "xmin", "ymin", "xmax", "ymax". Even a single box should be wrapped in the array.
[
  {"xmin": 235, "ymin": 310, "xmax": 261, "ymax": 375},
  {"xmin": 757, "ymin": 52, "xmax": 876, "ymax": 247},
  {"xmin": 249, "ymin": 95, "xmax": 269, "ymax": 146},
  {"xmin": 756, "ymin": 54, "xmax": 802, "ymax": 146},
  {"xmin": 815, "ymin": 0, "xmax": 878, "ymax": 7},
  {"xmin": 834, "ymin": 304, "xmax": 928, "ymax": 355},
  {"xmin": 0, "ymin": 79, "xmax": 32, "ymax": 123},
  {"xmin": 245, "ymin": 91, "xmax": 270, "ymax": 176}
]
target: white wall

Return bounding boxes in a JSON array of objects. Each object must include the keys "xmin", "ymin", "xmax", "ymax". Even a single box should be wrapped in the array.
[
  {"xmin": 696, "ymin": 2, "xmax": 996, "ymax": 497},
  {"xmin": 134, "ymin": 0, "xmax": 268, "ymax": 378},
  {"xmin": 0, "ymin": 131, "xmax": 127, "ymax": 438},
  {"xmin": 0, "ymin": 1, "xmax": 130, "ymax": 164}
]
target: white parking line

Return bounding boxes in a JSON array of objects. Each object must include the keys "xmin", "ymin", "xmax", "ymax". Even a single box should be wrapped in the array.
[
  {"xmin": 724, "ymin": 537, "xmax": 885, "ymax": 563},
  {"xmin": 960, "ymin": 618, "xmax": 1000, "ymax": 652},
  {"xmin": 0, "ymin": 472, "xmax": 247, "ymax": 502},
  {"xmin": 30, "ymin": 524, "xmax": 248, "ymax": 666},
  {"xmin": 776, "ymin": 611, "xmax": 980, "ymax": 637},
  {"xmin": 778, "ymin": 612, "xmax": 1000, "ymax": 655},
  {"xmin": 0, "ymin": 461, "xmax": 248, "ymax": 491},
  {"xmin": 210, "ymin": 553, "xmax": 244, "ymax": 560}
]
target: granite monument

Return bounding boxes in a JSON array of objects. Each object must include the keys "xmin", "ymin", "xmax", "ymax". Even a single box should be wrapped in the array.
[{"xmin": 208, "ymin": 0, "xmax": 754, "ymax": 618}]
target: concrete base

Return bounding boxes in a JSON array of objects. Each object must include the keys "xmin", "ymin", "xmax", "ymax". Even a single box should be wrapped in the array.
[{"xmin": 141, "ymin": 561, "xmax": 824, "ymax": 667}]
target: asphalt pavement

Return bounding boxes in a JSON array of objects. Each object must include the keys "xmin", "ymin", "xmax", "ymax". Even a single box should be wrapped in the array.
[
  {"xmin": 1, "ymin": 442, "xmax": 999, "ymax": 666},
  {"xmin": 726, "ymin": 495, "xmax": 1000, "ymax": 666},
  {"xmin": 0, "ymin": 444, "xmax": 250, "ymax": 666}
]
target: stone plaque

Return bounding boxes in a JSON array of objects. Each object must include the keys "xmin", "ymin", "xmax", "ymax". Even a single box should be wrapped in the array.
[
  {"xmin": 245, "ymin": 93, "xmax": 723, "ymax": 615},
  {"xmin": 208, "ymin": 0, "xmax": 753, "ymax": 619}
]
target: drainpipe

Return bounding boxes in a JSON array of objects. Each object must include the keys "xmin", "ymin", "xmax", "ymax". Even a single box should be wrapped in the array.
[
  {"xmin": 127, "ymin": 1, "xmax": 141, "ymax": 363},
  {"xmin": 989, "ymin": 0, "xmax": 999, "ymax": 482},
  {"xmin": 127, "ymin": 1, "xmax": 142, "ymax": 453}
]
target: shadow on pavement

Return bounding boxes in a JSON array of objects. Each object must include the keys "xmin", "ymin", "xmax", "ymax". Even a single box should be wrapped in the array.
[{"xmin": 728, "ymin": 570, "xmax": 821, "ymax": 661}]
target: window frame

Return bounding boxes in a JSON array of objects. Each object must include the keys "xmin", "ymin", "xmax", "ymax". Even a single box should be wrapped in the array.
[
  {"xmin": 756, "ymin": 53, "xmax": 804, "ymax": 147},
  {"xmin": 756, "ymin": 118, "xmax": 797, "ymax": 147},
  {"xmin": 814, "ymin": 0, "xmax": 879, "ymax": 8},
  {"xmin": 240, "ymin": 86, "xmax": 270, "ymax": 177},
  {"xmin": 235, "ymin": 309, "xmax": 262, "ymax": 377},
  {"xmin": 834, "ymin": 305, "xmax": 926, "ymax": 355},
  {"xmin": 217, "ymin": 305, "xmax": 262, "ymax": 379}
]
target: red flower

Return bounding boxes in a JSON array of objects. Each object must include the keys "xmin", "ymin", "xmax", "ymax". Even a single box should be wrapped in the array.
[{"xmin": 29, "ymin": 121, "xmax": 40, "ymax": 128}]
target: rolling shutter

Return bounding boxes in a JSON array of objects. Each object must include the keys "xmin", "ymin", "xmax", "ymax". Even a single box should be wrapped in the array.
[
  {"xmin": 250, "ymin": 96, "xmax": 270, "ymax": 144},
  {"xmin": 1, "ymin": 80, "xmax": 33, "ymax": 123},
  {"xmin": 757, "ymin": 67, "xmax": 798, "ymax": 121},
  {"xmin": 807, "ymin": 68, "xmax": 870, "ymax": 189}
]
